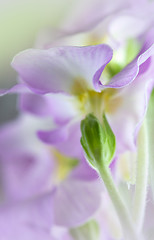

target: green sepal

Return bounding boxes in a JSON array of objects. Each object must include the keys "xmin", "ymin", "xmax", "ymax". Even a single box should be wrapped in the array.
[
  {"xmin": 102, "ymin": 114, "xmax": 116, "ymax": 165},
  {"xmin": 70, "ymin": 220, "xmax": 100, "ymax": 240},
  {"xmin": 80, "ymin": 113, "xmax": 116, "ymax": 170}
]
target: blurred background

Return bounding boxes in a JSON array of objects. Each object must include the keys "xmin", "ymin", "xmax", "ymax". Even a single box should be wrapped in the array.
[{"xmin": 0, "ymin": 0, "xmax": 75, "ymax": 124}]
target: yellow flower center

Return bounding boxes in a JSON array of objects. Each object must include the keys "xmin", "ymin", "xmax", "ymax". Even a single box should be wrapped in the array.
[{"xmin": 72, "ymin": 81, "xmax": 123, "ymax": 122}]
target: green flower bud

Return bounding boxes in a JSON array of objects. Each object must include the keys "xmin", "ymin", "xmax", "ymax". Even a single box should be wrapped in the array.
[{"xmin": 80, "ymin": 113, "xmax": 116, "ymax": 170}]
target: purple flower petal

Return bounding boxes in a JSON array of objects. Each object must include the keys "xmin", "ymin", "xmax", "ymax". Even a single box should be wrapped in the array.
[
  {"xmin": 70, "ymin": 153, "xmax": 99, "ymax": 181},
  {"xmin": 38, "ymin": 120, "xmax": 82, "ymax": 159},
  {"xmin": 107, "ymin": 61, "xmax": 154, "ymax": 153},
  {"xmin": 0, "ymin": 115, "xmax": 53, "ymax": 201},
  {"xmin": 0, "ymin": 114, "xmax": 104, "ymax": 235},
  {"xmin": 53, "ymin": 179, "xmax": 102, "ymax": 227},
  {"xmin": 58, "ymin": 0, "xmax": 129, "ymax": 36},
  {"xmin": 0, "ymin": 84, "xmax": 30, "ymax": 96},
  {"xmin": 11, "ymin": 45, "xmax": 113, "ymax": 94},
  {"xmin": 19, "ymin": 92, "xmax": 80, "ymax": 124},
  {"xmin": 101, "ymin": 44, "xmax": 154, "ymax": 88},
  {"xmin": 0, "ymin": 192, "xmax": 54, "ymax": 240}
]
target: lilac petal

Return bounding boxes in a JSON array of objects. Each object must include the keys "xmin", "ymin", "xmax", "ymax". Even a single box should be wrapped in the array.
[
  {"xmin": 70, "ymin": 153, "xmax": 99, "ymax": 181},
  {"xmin": 0, "ymin": 115, "xmax": 53, "ymax": 201},
  {"xmin": 0, "ymin": 83, "xmax": 30, "ymax": 96},
  {"xmin": 0, "ymin": 192, "xmax": 54, "ymax": 240},
  {"xmin": 141, "ymin": 27, "xmax": 154, "ymax": 53},
  {"xmin": 37, "ymin": 125, "xmax": 70, "ymax": 145},
  {"xmin": 103, "ymin": 43, "xmax": 154, "ymax": 154},
  {"xmin": 101, "ymin": 44, "xmax": 154, "ymax": 88},
  {"xmin": 38, "ymin": 120, "xmax": 82, "ymax": 159},
  {"xmin": 19, "ymin": 93, "xmax": 80, "ymax": 124},
  {"xmin": 53, "ymin": 179, "xmax": 102, "ymax": 227},
  {"xmin": 2, "ymin": 151, "xmax": 53, "ymax": 202},
  {"xmin": 138, "ymin": 28, "xmax": 154, "ymax": 74},
  {"xmin": 37, "ymin": 1, "xmax": 153, "ymax": 50},
  {"xmin": 0, "ymin": 115, "xmax": 51, "ymax": 153},
  {"xmin": 109, "ymin": 3, "xmax": 154, "ymax": 43},
  {"xmin": 11, "ymin": 45, "xmax": 113, "ymax": 94},
  {"xmin": 62, "ymin": 0, "xmax": 129, "ymax": 35},
  {"xmin": 19, "ymin": 93, "xmax": 52, "ymax": 117},
  {"xmin": 107, "ymin": 66, "xmax": 154, "ymax": 153}
]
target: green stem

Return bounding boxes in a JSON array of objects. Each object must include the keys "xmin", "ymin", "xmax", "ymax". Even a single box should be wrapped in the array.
[
  {"xmin": 99, "ymin": 166, "xmax": 140, "ymax": 240},
  {"xmin": 133, "ymin": 122, "xmax": 149, "ymax": 233}
]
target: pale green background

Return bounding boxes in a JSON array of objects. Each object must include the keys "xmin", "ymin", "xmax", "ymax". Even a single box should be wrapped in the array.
[
  {"xmin": 0, "ymin": 0, "xmax": 76, "ymax": 123},
  {"xmin": 0, "ymin": 0, "xmax": 75, "ymax": 87}
]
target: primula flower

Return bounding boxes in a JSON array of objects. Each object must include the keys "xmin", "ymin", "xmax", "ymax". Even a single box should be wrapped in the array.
[
  {"xmin": 0, "ymin": 1, "xmax": 153, "ymax": 239},
  {"xmin": 9, "ymin": 40, "xmax": 154, "ymax": 154},
  {"xmin": 0, "ymin": 114, "xmax": 102, "ymax": 240}
]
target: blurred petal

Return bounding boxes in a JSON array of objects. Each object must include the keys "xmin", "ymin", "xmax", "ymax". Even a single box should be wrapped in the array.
[
  {"xmin": 50, "ymin": 225, "xmax": 73, "ymax": 240},
  {"xmin": 0, "ymin": 192, "xmax": 54, "ymax": 240},
  {"xmin": 107, "ymin": 63, "xmax": 154, "ymax": 153},
  {"xmin": 38, "ymin": 120, "xmax": 82, "ymax": 159},
  {"xmin": 0, "ymin": 115, "xmax": 53, "ymax": 201},
  {"xmin": 19, "ymin": 93, "xmax": 80, "ymax": 124},
  {"xmin": 53, "ymin": 179, "xmax": 102, "ymax": 227},
  {"xmin": 70, "ymin": 154, "xmax": 99, "ymax": 181},
  {"xmin": 109, "ymin": 2, "xmax": 154, "ymax": 43},
  {"xmin": 61, "ymin": 0, "xmax": 129, "ymax": 35},
  {"xmin": 0, "ymin": 84, "xmax": 30, "ymax": 96},
  {"xmin": 96, "ymin": 193, "xmax": 122, "ymax": 240}
]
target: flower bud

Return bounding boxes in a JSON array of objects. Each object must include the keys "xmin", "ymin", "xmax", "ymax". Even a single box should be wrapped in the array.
[{"xmin": 80, "ymin": 114, "xmax": 116, "ymax": 170}]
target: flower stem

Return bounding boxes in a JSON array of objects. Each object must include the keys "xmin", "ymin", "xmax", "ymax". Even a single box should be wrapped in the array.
[
  {"xmin": 133, "ymin": 122, "xmax": 149, "ymax": 233},
  {"xmin": 99, "ymin": 166, "xmax": 139, "ymax": 240}
]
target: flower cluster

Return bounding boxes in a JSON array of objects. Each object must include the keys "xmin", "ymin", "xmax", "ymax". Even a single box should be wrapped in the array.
[{"xmin": 0, "ymin": 1, "xmax": 154, "ymax": 239}]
